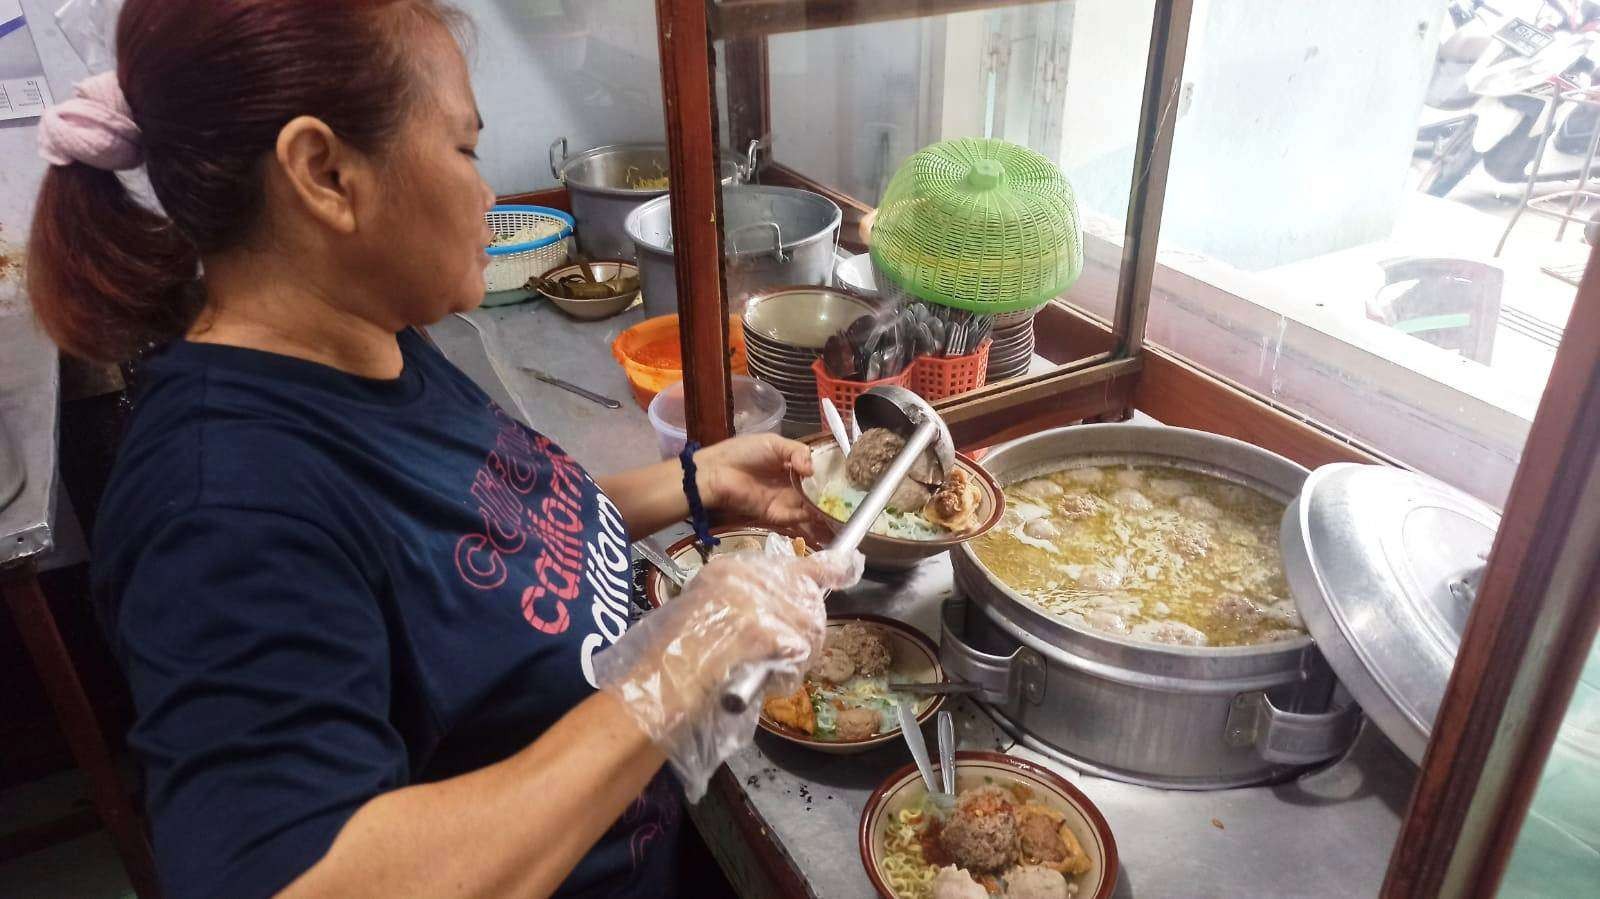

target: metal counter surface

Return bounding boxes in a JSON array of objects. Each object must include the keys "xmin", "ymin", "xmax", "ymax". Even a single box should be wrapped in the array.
[
  {"xmin": 0, "ymin": 313, "xmax": 61, "ymax": 567},
  {"xmin": 453, "ymin": 301, "xmax": 1417, "ymax": 898}
]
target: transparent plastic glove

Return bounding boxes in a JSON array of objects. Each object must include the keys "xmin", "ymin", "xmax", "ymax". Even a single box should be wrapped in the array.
[{"xmin": 594, "ymin": 545, "xmax": 864, "ymax": 801}]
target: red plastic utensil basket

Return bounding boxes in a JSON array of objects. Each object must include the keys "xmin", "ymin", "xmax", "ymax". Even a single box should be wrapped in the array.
[
  {"xmin": 910, "ymin": 339, "xmax": 991, "ymax": 401},
  {"xmin": 812, "ymin": 358, "xmax": 912, "ymax": 417}
]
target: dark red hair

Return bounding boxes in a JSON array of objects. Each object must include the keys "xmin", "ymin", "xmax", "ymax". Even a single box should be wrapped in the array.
[{"xmin": 29, "ymin": 0, "xmax": 464, "ymax": 363}]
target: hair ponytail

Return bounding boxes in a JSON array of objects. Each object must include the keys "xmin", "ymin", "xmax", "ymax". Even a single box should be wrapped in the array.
[
  {"xmin": 29, "ymin": 163, "xmax": 201, "ymax": 363},
  {"xmin": 27, "ymin": 0, "xmax": 465, "ymax": 364}
]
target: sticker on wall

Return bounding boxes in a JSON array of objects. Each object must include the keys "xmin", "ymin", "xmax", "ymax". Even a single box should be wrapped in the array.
[{"xmin": 0, "ymin": 0, "xmax": 53, "ymax": 122}]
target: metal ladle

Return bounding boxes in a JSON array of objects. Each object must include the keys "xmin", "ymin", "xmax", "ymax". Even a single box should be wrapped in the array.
[{"xmin": 720, "ymin": 385, "xmax": 958, "ymax": 714}]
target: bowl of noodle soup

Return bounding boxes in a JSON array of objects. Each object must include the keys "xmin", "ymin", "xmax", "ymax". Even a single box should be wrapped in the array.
[{"xmin": 859, "ymin": 752, "xmax": 1117, "ymax": 899}]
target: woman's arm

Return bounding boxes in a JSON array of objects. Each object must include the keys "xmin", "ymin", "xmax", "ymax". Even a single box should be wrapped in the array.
[
  {"xmin": 597, "ymin": 434, "xmax": 822, "ymax": 541},
  {"xmin": 281, "ymin": 692, "xmax": 662, "ymax": 899}
]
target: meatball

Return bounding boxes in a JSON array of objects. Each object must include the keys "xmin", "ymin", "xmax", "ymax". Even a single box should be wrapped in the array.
[
  {"xmin": 1058, "ymin": 492, "xmax": 1099, "ymax": 520},
  {"xmin": 1110, "ymin": 488, "xmax": 1152, "ymax": 512},
  {"xmin": 941, "ymin": 785, "xmax": 1018, "ymax": 872},
  {"xmin": 1113, "ymin": 468, "xmax": 1145, "ymax": 489},
  {"xmin": 1017, "ymin": 809, "xmax": 1068, "ymax": 864},
  {"xmin": 887, "ymin": 478, "xmax": 934, "ymax": 515},
  {"xmin": 846, "ymin": 428, "xmax": 940, "ymax": 491},
  {"xmin": 834, "ymin": 622, "xmax": 891, "ymax": 677},
  {"xmin": 808, "ymin": 645, "xmax": 855, "ymax": 684},
  {"xmin": 1130, "ymin": 620, "xmax": 1209, "ymax": 646},
  {"xmin": 1177, "ymin": 495, "xmax": 1220, "ymax": 520},
  {"xmin": 1072, "ymin": 564, "xmax": 1123, "ymax": 591},
  {"xmin": 834, "ymin": 707, "xmax": 881, "ymax": 741},
  {"xmin": 1165, "ymin": 521, "xmax": 1212, "ymax": 560},
  {"xmin": 1015, "ymin": 477, "xmax": 1064, "ymax": 500},
  {"xmin": 1023, "ymin": 518, "xmax": 1061, "ymax": 540},
  {"xmin": 1262, "ymin": 600, "xmax": 1303, "ymax": 630},
  {"xmin": 1147, "ymin": 477, "xmax": 1193, "ymax": 501},
  {"xmin": 931, "ymin": 866, "xmax": 989, "ymax": 899},
  {"xmin": 1063, "ymin": 467, "xmax": 1105, "ymax": 485},
  {"xmin": 1005, "ymin": 865, "xmax": 1070, "ymax": 899},
  {"xmin": 1083, "ymin": 610, "xmax": 1129, "ymax": 635}
]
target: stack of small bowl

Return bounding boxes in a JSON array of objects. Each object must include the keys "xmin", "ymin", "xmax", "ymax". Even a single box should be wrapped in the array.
[
  {"xmin": 742, "ymin": 287, "xmax": 878, "ymax": 431},
  {"xmin": 987, "ymin": 306, "xmax": 1038, "ymax": 383}
]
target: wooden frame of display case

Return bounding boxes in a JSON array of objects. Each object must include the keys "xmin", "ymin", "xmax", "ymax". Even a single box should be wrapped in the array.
[{"xmin": 652, "ymin": 1, "xmax": 1600, "ymax": 896}]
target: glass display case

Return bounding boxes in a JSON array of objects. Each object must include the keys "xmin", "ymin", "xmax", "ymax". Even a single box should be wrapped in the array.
[{"xmin": 631, "ymin": 1, "xmax": 1600, "ymax": 895}]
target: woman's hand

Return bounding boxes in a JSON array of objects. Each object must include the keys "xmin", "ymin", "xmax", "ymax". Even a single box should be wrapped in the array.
[
  {"xmin": 593, "ymin": 546, "xmax": 864, "ymax": 799},
  {"xmin": 697, "ymin": 434, "xmax": 826, "ymax": 540}
]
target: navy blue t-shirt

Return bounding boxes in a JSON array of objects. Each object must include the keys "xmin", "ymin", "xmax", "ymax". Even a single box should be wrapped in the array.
[{"xmin": 92, "ymin": 330, "xmax": 681, "ymax": 899}]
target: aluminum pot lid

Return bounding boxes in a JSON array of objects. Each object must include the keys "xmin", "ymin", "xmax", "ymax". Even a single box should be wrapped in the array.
[{"xmin": 1281, "ymin": 463, "xmax": 1500, "ymax": 764}]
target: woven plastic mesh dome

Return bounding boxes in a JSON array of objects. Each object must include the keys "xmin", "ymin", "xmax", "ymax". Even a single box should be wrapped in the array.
[{"xmin": 869, "ymin": 138, "xmax": 1082, "ymax": 313}]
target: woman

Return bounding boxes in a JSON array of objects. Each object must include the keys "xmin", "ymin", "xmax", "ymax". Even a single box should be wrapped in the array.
[{"xmin": 28, "ymin": 2, "xmax": 861, "ymax": 898}]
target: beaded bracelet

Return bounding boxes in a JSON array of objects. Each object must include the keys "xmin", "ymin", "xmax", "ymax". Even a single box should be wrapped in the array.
[{"xmin": 680, "ymin": 441, "xmax": 721, "ymax": 549}]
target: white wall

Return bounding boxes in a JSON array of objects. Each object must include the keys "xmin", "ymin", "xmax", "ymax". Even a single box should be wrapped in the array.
[
  {"xmin": 465, "ymin": 0, "xmax": 667, "ymax": 195},
  {"xmin": 767, "ymin": 19, "xmax": 942, "ymax": 205}
]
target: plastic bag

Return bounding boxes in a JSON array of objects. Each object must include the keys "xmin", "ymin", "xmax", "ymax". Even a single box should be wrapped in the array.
[
  {"xmin": 55, "ymin": 0, "xmax": 126, "ymax": 74},
  {"xmin": 595, "ymin": 540, "xmax": 863, "ymax": 802}
]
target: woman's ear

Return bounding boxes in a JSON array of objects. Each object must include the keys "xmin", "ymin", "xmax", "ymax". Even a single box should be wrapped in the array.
[{"xmin": 272, "ymin": 115, "xmax": 373, "ymax": 235}]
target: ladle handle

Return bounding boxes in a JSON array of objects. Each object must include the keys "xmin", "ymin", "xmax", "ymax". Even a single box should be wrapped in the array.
[
  {"xmin": 721, "ymin": 418, "xmax": 940, "ymax": 717},
  {"xmin": 832, "ymin": 418, "xmax": 939, "ymax": 555}
]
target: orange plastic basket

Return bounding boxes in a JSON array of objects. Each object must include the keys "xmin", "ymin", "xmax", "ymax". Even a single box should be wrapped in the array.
[
  {"xmin": 910, "ymin": 339, "xmax": 991, "ymax": 401},
  {"xmin": 812, "ymin": 358, "xmax": 911, "ymax": 417},
  {"xmin": 612, "ymin": 314, "xmax": 748, "ymax": 409}
]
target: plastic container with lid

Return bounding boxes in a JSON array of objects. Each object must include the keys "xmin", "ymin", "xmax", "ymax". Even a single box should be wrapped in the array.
[{"xmin": 647, "ymin": 375, "xmax": 787, "ymax": 459}]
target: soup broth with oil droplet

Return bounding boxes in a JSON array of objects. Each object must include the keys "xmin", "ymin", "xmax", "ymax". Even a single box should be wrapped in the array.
[{"xmin": 974, "ymin": 465, "xmax": 1305, "ymax": 648}]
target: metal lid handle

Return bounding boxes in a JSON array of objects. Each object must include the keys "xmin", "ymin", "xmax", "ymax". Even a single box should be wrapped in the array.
[{"xmin": 548, "ymin": 137, "xmax": 568, "ymax": 182}]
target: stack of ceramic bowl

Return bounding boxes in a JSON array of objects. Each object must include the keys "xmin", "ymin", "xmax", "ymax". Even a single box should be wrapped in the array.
[
  {"xmin": 742, "ymin": 287, "xmax": 877, "ymax": 431},
  {"xmin": 987, "ymin": 307, "xmax": 1039, "ymax": 382}
]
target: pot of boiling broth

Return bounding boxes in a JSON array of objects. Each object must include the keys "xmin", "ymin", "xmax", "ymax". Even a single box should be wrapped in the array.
[{"xmin": 944, "ymin": 424, "xmax": 1363, "ymax": 790}]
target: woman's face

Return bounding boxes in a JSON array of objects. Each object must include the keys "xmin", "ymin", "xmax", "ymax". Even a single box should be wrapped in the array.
[{"xmin": 363, "ymin": 32, "xmax": 496, "ymax": 326}]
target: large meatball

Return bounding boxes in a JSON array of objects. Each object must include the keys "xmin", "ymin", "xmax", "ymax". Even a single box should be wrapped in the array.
[
  {"xmin": 1023, "ymin": 518, "xmax": 1061, "ymax": 540},
  {"xmin": 1015, "ymin": 477, "xmax": 1064, "ymax": 500},
  {"xmin": 941, "ymin": 785, "xmax": 1019, "ymax": 872},
  {"xmin": 1165, "ymin": 521, "xmax": 1212, "ymax": 559},
  {"xmin": 1058, "ymin": 492, "xmax": 1099, "ymax": 520},
  {"xmin": 807, "ymin": 645, "xmax": 855, "ymax": 684},
  {"xmin": 930, "ymin": 866, "xmax": 989, "ymax": 899},
  {"xmin": 1110, "ymin": 488, "xmax": 1152, "ymax": 512},
  {"xmin": 834, "ymin": 707, "xmax": 880, "ymax": 741},
  {"xmin": 1177, "ymin": 495, "xmax": 1220, "ymax": 520},
  {"xmin": 846, "ymin": 428, "xmax": 941, "ymax": 493},
  {"xmin": 1131, "ymin": 620, "xmax": 1209, "ymax": 646},
  {"xmin": 1063, "ymin": 467, "xmax": 1105, "ymax": 485},
  {"xmin": 833, "ymin": 622, "xmax": 891, "ymax": 677},
  {"xmin": 1004, "ymin": 865, "xmax": 1070, "ymax": 899}
]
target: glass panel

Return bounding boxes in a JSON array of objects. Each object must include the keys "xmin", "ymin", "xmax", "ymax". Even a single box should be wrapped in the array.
[
  {"xmin": 712, "ymin": 1, "xmax": 1159, "ymax": 434},
  {"xmin": 1498, "ymin": 630, "xmax": 1600, "ymax": 896},
  {"xmin": 1143, "ymin": 0, "xmax": 1582, "ymax": 506}
]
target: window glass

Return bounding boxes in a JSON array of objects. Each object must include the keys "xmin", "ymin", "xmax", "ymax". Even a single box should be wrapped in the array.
[
  {"xmin": 715, "ymin": 1, "xmax": 1157, "ymax": 388},
  {"xmin": 1139, "ymin": 0, "xmax": 1582, "ymax": 505}
]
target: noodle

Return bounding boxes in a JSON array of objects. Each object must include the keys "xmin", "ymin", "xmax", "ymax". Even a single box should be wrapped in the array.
[
  {"xmin": 625, "ymin": 163, "xmax": 670, "ymax": 190},
  {"xmin": 881, "ymin": 808, "xmax": 937, "ymax": 899}
]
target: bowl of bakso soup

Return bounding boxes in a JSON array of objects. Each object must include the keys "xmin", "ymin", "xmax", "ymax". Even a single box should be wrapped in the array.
[
  {"xmin": 758, "ymin": 615, "xmax": 946, "ymax": 754},
  {"xmin": 860, "ymin": 751, "xmax": 1118, "ymax": 899},
  {"xmin": 795, "ymin": 432, "xmax": 1004, "ymax": 570}
]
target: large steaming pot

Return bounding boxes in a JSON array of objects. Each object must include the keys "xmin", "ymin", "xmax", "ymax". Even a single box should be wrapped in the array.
[{"xmin": 944, "ymin": 424, "xmax": 1364, "ymax": 790}]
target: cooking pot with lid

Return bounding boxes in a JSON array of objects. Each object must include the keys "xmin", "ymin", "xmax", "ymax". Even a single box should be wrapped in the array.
[{"xmin": 944, "ymin": 424, "xmax": 1363, "ymax": 789}]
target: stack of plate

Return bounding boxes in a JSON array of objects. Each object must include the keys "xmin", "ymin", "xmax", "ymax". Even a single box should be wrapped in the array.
[
  {"xmin": 742, "ymin": 287, "xmax": 877, "ymax": 429},
  {"xmin": 987, "ymin": 307, "xmax": 1038, "ymax": 382}
]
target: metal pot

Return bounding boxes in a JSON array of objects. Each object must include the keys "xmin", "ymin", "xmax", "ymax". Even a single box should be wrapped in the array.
[
  {"xmin": 625, "ymin": 185, "xmax": 843, "ymax": 318},
  {"xmin": 549, "ymin": 138, "xmax": 756, "ymax": 261},
  {"xmin": 944, "ymin": 424, "xmax": 1363, "ymax": 790}
]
